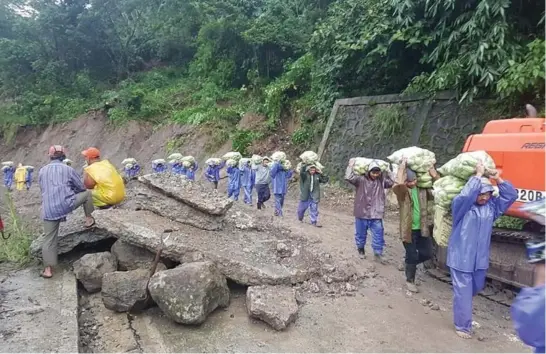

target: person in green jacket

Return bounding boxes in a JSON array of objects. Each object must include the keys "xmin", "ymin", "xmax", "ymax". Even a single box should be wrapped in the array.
[{"xmin": 297, "ymin": 164, "xmax": 329, "ymax": 227}]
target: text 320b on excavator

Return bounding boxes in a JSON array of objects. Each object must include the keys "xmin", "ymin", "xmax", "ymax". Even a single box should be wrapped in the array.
[{"xmin": 434, "ymin": 106, "xmax": 545, "ymax": 289}]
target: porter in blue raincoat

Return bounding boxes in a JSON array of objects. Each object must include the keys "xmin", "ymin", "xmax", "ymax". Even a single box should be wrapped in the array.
[
  {"xmin": 270, "ymin": 161, "xmax": 293, "ymax": 216},
  {"xmin": 170, "ymin": 162, "xmax": 185, "ymax": 175},
  {"xmin": 511, "ymin": 200, "xmax": 545, "ymax": 353},
  {"xmin": 152, "ymin": 160, "xmax": 168, "ymax": 173},
  {"xmin": 447, "ymin": 166, "xmax": 516, "ymax": 338},
  {"xmin": 226, "ymin": 164, "xmax": 241, "ymax": 201},
  {"xmin": 240, "ymin": 161, "xmax": 255, "ymax": 204},
  {"xmin": 186, "ymin": 162, "xmax": 198, "ymax": 181},
  {"xmin": 2, "ymin": 165, "xmax": 15, "ymax": 190},
  {"xmin": 205, "ymin": 160, "xmax": 225, "ymax": 189},
  {"xmin": 25, "ymin": 166, "xmax": 34, "ymax": 190}
]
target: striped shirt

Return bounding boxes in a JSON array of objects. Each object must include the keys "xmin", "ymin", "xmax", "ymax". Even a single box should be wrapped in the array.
[{"xmin": 39, "ymin": 160, "xmax": 86, "ymax": 221}]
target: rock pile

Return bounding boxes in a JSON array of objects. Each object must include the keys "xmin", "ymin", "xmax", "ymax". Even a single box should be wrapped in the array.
[{"xmin": 62, "ymin": 173, "xmax": 357, "ymax": 329}]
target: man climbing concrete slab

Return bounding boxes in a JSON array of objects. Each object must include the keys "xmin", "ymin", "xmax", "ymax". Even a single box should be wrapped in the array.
[
  {"xmin": 39, "ymin": 145, "xmax": 95, "ymax": 278},
  {"xmin": 82, "ymin": 147, "xmax": 126, "ymax": 209}
]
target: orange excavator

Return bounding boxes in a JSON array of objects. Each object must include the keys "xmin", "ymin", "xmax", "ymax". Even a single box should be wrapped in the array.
[{"xmin": 434, "ymin": 104, "xmax": 545, "ymax": 288}]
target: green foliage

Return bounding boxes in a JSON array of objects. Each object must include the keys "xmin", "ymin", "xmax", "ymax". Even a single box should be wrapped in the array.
[
  {"xmin": 494, "ymin": 216, "xmax": 525, "ymax": 230},
  {"xmin": 0, "ymin": 191, "xmax": 32, "ymax": 265},
  {"xmin": 231, "ymin": 129, "xmax": 264, "ymax": 156},
  {"xmin": 371, "ymin": 105, "xmax": 406, "ymax": 138},
  {"xmin": 291, "ymin": 126, "xmax": 313, "ymax": 146}
]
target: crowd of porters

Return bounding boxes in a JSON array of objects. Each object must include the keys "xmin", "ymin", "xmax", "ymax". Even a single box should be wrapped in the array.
[{"xmin": 1, "ymin": 145, "xmax": 543, "ymax": 352}]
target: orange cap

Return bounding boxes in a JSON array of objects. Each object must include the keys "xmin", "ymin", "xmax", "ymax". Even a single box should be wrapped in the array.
[{"xmin": 81, "ymin": 147, "xmax": 101, "ymax": 159}]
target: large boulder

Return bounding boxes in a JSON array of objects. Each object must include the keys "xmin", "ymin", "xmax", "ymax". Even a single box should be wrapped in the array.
[
  {"xmin": 246, "ymin": 285, "xmax": 299, "ymax": 330},
  {"xmin": 30, "ymin": 212, "xmax": 112, "ymax": 258},
  {"xmin": 73, "ymin": 252, "xmax": 117, "ymax": 292},
  {"xmin": 102, "ymin": 269, "xmax": 153, "ymax": 312},
  {"xmin": 148, "ymin": 261, "xmax": 230, "ymax": 325},
  {"xmin": 111, "ymin": 240, "xmax": 158, "ymax": 271}
]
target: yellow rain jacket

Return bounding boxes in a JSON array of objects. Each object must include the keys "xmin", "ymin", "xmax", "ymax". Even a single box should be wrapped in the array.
[
  {"xmin": 84, "ymin": 160, "xmax": 125, "ymax": 207},
  {"xmin": 14, "ymin": 166, "xmax": 27, "ymax": 191}
]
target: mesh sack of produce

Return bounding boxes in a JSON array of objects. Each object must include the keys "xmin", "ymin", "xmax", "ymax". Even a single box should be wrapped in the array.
[
  {"xmin": 416, "ymin": 172, "xmax": 433, "ymax": 188},
  {"xmin": 432, "ymin": 176, "xmax": 466, "ymax": 209},
  {"xmin": 299, "ymin": 151, "xmax": 319, "ymax": 164},
  {"xmin": 387, "ymin": 147, "xmax": 436, "ymax": 173},
  {"xmin": 1, "ymin": 161, "xmax": 14, "ymax": 167},
  {"xmin": 152, "ymin": 159, "xmax": 166, "ymax": 165},
  {"xmin": 271, "ymin": 151, "xmax": 287, "ymax": 162},
  {"xmin": 63, "ymin": 159, "xmax": 73, "ymax": 165},
  {"xmin": 122, "ymin": 158, "xmax": 137, "ymax": 165},
  {"xmin": 437, "ymin": 150, "xmax": 496, "ymax": 180},
  {"xmin": 206, "ymin": 158, "xmax": 222, "ymax": 166},
  {"xmin": 125, "ymin": 163, "xmax": 134, "ymax": 169},
  {"xmin": 24, "ymin": 165, "xmax": 35, "ymax": 171},
  {"xmin": 167, "ymin": 153, "xmax": 183, "ymax": 161},
  {"xmin": 433, "ymin": 206, "xmax": 453, "ymax": 247},
  {"xmin": 226, "ymin": 159, "xmax": 237, "ymax": 167},
  {"xmin": 222, "ymin": 152, "xmax": 242, "ymax": 162},
  {"xmin": 181, "ymin": 155, "xmax": 195, "ymax": 163},
  {"xmin": 353, "ymin": 158, "xmax": 389, "ymax": 175},
  {"xmin": 251, "ymin": 154, "xmax": 263, "ymax": 164},
  {"xmin": 182, "ymin": 161, "xmax": 192, "ymax": 168},
  {"xmin": 1, "ymin": 165, "xmax": 10, "ymax": 172},
  {"xmin": 281, "ymin": 160, "xmax": 292, "ymax": 170},
  {"xmin": 238, "ymin": 158, "xmax": 251, "ymax": 169}
]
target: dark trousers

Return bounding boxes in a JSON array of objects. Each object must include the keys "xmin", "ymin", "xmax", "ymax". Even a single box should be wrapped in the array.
[
  {"xmin": 256, "ymin": 184, "xmax": 270, "ymax": 209},
  {"xmin": 403, "ymin": 230, "xmax": 432, "ymax": 282},
  {"xmin": 213, "ymin": 181, "xmax": 218, "ymax": 189}
]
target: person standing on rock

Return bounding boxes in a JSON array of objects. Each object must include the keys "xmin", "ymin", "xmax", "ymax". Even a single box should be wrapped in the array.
[
  {"xmin": 226, "ymin": 162, "xmax": 242, "ymax": 201},
  {"xmin": 392, "ymin": 158, "xmax": 438, "ymax": 292},
  {"xmin": 270, "ymin": 160, "xmax": 293, "ymax": 216},
  {"xmin": 253, "ymin": 157, "xmax": 272, "ymax": 210},
  {"xmin": 205, "ymin": 160, "xmax": 225, "ymax": 189},
  {"xmin": 82, "ymin": 147, "xmax": 126, "ymax": 209},
  {"xmin": 14, "ymin": 163, "xmax": 27, "ymax": 191},
  {"xmin": 298, "ymin": 164, "xmax": 328, "ymax": 227},
  {"xmin": 447, "ymin": 162, "xmax": 516, "ymax": 339},
  {"xmin": 345, "ymin": 159, "xmax": 394, "ymax": 263},
  {"xmin": 240, "ymin": 160, "xmax": 255, "ymax": 205},
  {"xmin": 39, "ymin": 145, "xmax": 95, "ymax": 278}
]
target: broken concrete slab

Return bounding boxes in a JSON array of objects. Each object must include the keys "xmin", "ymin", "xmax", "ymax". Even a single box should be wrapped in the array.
[
  {"xmin": 148, "ymin": 262, "xmax": 230, "ymax": 325},
  {"xmin": 138, "ymin": 174, "xmax": 232, "ymax": 215},
  {"xmin": 101, "ymin": 269, "xmax": 153, "ymax": 312},
  {"xmin": 246, "ymin": 285, "xmax": 299, "ymax": 330},
  {"xmin": 73, "ymin": 252, "xmax": 118, "ymax": 292},
  {"xmin": 93, "ymin": 209, "xmax": 322, "ymax": 286},
  {"xmin": 29, "ymin": 212, "xmax": 113, "ymax": 258},
  {"xmin": 111, "ymin": 239, "xmax": 167, "ymax": 271},
  {"xmin": 128, "ymin": 184, "xmax": 225, "ymax": 230}
]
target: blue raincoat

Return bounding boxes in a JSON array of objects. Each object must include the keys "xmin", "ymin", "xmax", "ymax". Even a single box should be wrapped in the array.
[
  {"xmin": 152, "ymin": 162, "xmax": 168, "ymax": 173},
  {"xmin": 171, "ymin": 162, "xmax": 186, "ymax": 175},
  {"xmin": 447, "ymin": 176, "xmax": 517, "ymax": 334},
  {"xmin": 205, "ymin": 161, "xmax": 225, "ymax": 183},
  {"xmin": 3, "ymin": 166, "xmax": 14, "ymax": 189},
  {"xmin": 240, "ymin": 163, "xmax": 255, "ymax": 204},
  {"xmin": 511, "ymin": 285, "xmax": 545, "ymax": 353},
  {"xmin": 124, "ymin": 164, "xmax": 141, "ymax": 179},
  {"xmin": 25, "ymin": 168, "xmax": 33, "ymax": 189},
  {"xmin": 186, "ymin": 162, "xmax": 198, "ymax": 181},
  {"xmin": 226, "ymin": 165, "xmax": 241, "ymax": 201},
  {"xmin": 270, "ymin": 161, "xmax": 293, "ymax": 216}
]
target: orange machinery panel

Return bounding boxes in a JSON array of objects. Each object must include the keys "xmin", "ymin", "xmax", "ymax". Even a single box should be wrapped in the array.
[{"xmin": 462, "ymin": 118, "xmax": 545, "ymax": 219}]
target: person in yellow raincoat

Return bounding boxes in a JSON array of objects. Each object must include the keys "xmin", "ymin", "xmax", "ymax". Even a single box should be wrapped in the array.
[
  {"xmin": 82, "ymin": 147, "xmax": 125, "ymax": 209},
  {"xmin": 14, "ymin": 163, "xmax": 27, "ymax": 191}
]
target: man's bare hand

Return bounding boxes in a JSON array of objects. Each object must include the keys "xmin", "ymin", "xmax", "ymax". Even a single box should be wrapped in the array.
[
  {"xmin": 475, "ymin": 161, "xmax": 485, "ymax": 177},
  {"xmin": 429, "ymin": 166, "xmax": 439, "ymax": 179},
  {"xmin": 349, "ymin": 158, "xmax": 356, "ymax": 167}
]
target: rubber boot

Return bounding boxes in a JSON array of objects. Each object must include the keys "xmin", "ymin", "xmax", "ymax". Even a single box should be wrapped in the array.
[{"xmin": 405, "ymin": 263, "xmax": 419, "ymax": 293}]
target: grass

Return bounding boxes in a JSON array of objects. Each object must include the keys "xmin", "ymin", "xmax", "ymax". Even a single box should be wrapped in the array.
[{"xmin": 0, "ymin": 191, "xmax": 32, "ymax": 265}]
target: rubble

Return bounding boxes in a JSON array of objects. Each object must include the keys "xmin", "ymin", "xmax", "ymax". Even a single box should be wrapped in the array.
[
  {"xmin": 30, "ymin": 213, "xmax": 113, "ymax": 258},
  {"xmin": 94, "ymin": 209, "xmax": 322, "ymax": 286},
  {"xmin": 138, "ymin": 174, "xmax": 233, "ymax": 215},
  {"xmin": 148, "ymin": 262, "xmax": 230, "ymax": 325},
  {"xmin": 246, "ymin": 285, "xmax": 299, "ymax": 330},
  {"xmin": 101, "ymin": 269, "xmax": 153, "ymax": 312},
  {"xmin": 128, "ymin": 184, "xmax": 225, "ymax": 231},
  {"xmin": 111, "ymin": 240, "xmax": 166, "ymax": 271},
  {"xmin": 73, "ymin": 252, "xmax": 117, "ymax": 292}
]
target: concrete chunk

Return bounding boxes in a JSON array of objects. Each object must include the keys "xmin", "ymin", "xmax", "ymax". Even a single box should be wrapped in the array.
[
  {"xmin": 138, "ymin": 174, "xmax": 232, "ymax": 215},
  {"xmin": 73, "ymin": 252, "xmax": 118, "ymax": 293},
  {"xmin": 246, "ymin": 285, "xmax": 299, "ymax": 330}
]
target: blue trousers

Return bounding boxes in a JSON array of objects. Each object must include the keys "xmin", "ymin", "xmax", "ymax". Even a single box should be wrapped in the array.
[
  {"xmin": 243, "ymin": 186, "xmax": 253, "ymax": 204},
  {"xmin": 228, "ymin": 186, "xmax": 240, "ymax": 201},
  {"xmin": 274, "ymin": 193, "xmax": 285, "ymax": 216},
  {"xmin": 355, "ymin": 218, "xmax": 384, "ymax": 255},
  {"xmin": 297, "ymin": 198, "xmax": 319, "ymax": 224},
  {"xmin": 450, "ymin": 268, "xmax": 487, "ymax": 333}
]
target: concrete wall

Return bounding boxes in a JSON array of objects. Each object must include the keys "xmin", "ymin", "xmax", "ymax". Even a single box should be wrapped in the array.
[{"xmin": 318, "ymin": 92, "xmax": 498, "ymax": 182}]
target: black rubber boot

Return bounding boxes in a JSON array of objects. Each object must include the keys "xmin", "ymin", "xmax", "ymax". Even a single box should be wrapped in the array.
[{"xmin": 405, "ymin": 263, "xmax": 417, "ymax": 283}]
